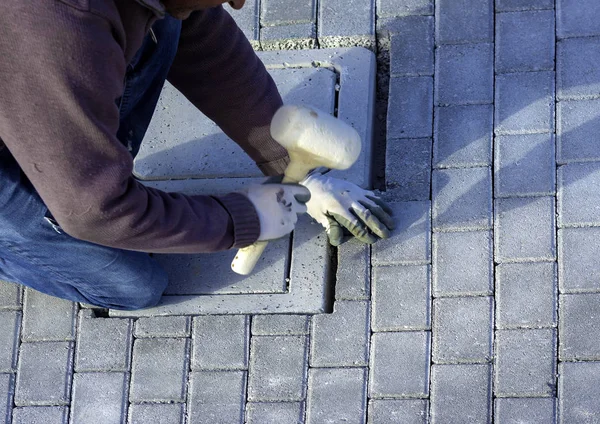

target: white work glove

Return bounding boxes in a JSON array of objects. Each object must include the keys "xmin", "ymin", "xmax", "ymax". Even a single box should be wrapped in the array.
[
  {"xmin": 244, "ymin": 183, "xmax": 311, "ymax": 241},
  {"xmin": 301, "ymin": 173, "xmax": 395, "ymax": 246}
]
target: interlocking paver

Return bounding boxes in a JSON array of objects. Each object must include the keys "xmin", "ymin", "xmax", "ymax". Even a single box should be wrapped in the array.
[
  {"xmin": 260, "ymin": 0, "xmax": 315, "ymax": 25},
  {"xmin": 0, "ymin": 280, "xmax": 21, "ymax": 309},
  {"xmin": 376, "ymin": 0, "xmax": 433, "ymax": 17},
  {"xmin": 433, "ymin": 231, "xmax": 493, "ymax": 297},
  {"xmin": 188, "ymin": 371, "xmax": 246, "ymax": 424},
  {"xmin": 134, "ymin": 316, "xmax": 191, "ymax": 338},
  {"xmin": 368, "ymin": 399, "xmax": 429, "ymax": 423},
  {"xmin": 435, "ymin": 0, "xmax": 493, "ymax": 44},
  {"xmin": 430, "ymin": 364, "xmax": 491, "ymax": 423},
  {"xmin": 432, "ymin": 297, "xmax": 493, "ymax": 364},
  {"xmin": 389, "ymin": 16, "xmax": 433, "ymax": 76},
  {"xmin": 22, "ymin": 289, "xmax": 76, "ymax": 342},
  {"xmin": 494, "ymin": 398, "xmax": 556, "ymax": 424},
  {"xmin": 0, "ymin": 311, "xmax": 20, "ymax": 373},
  {"xmin": 558, "ymin": 362, "xmax": 600, "ymax": 423},
  {"xmin": 387, "ymin": 77, "xmax": 433, "ymax": 139},
  {"xmin": 306, "ymin": 368, "xmax": 367, "ymax": 424},
  {"xmin": 226, "ymin": 1, "xmax": 259, "ymax": 49},
  {"xmin": 557, "ymin": 0, "xmax": 600, "ymax": 38},
  {"xmin": 12, "ymin": 406, "xmax": 69, "ymax": 424},
  {"xmin": 369, "ymin": 332, "xmax": 430, "ymax": 398},
  {"xmin": 336, "ymin": 240, "xmax": 370, "ymax": 300},
  {"xmin": 559, "ymin": 293, "xmax": 600, "ymax": 361},
  {"xmin": 385, "ymin": 138, "xmax": 431, "ymax": 201},
  {"xmin": 494, "ymin": 329, "xmax": 556, "ymax": 396},
  {"xmin": 496, "ymin": 262, "xmax": 557, "ymax": 328},
  {"xmin": 0, "ymin": 373, "xmax": 14, "ymax": 423},
  {"xmin": 251, "ymin": 315, "xmax": 310, "ymax": 336},
  {"xmin": 557, "ymin": 99, "xmax": 600, "ymax": 163},
  {"xmin": 496, "ymin": 0, "xmax": 554, "ymax": 11},
  {"xmin": 558, "ymin": 162, "xmax": 600, "ymax": 227},
  {"xmin": 192, "ymin": 315, "xmax": 249, "ymax": 370},
  {"xmin": 317, "ymin": 0, "xmax": 375, "ymax": 46},
  {"xmin": 129, "ymin": 404, "xmax": 185, "ymax": 424},
  {"xmin": 372, "ymin": 266, "xmax": 430, "ymax": 332},
  {"xmin": 245, "ymin": 402, "xmax": 304, "ymax": 424},
  {"xmin": 70, "ymin": 372, "xmax": 128, "ymax": 424},
  {"xmin": 557, "ymin": 37, "xmax": 600, "ymax": 100},
  {"xmin": 260, "ymin": 24, "xmax": 317, "ymax": 50},
  {"xmin": 559, "ymin": 227, "xmax": 600, "ymax": 293}
]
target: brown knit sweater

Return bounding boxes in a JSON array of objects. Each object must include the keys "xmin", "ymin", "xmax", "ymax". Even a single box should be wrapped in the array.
[{"xmin": 0, "ymin": 0, "xmax": 290, "ymax": 253}]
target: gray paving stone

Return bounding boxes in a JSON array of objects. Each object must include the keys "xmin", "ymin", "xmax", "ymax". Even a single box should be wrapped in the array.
[
  {"xmin": 376, "ymin": 0, "xmax": 433, "ymax": 17},
  {"xmin": 372, "ymin": 201, "xmax": 431, "ymax": 265},
  {"xmin": 387, "ymin": 77, "xmax": 433, "ymax": 139},
  {"xmin": 557, "ymin": 99, "xmax": 600, "ymax": 163},
  {"xmin": 496, "ymin": 262, "xmax": 557, "ymax": 328},
  {"xmin": 129, "ymin": 404, "xmax": 185, "ymax": 424},
  {"xmin": 70, "ymin": 372, "xmax": 128, "ymax": 424},
  {"xmin": 557, "ymin": 0, "xmax": 600, "ymax": 38},
  {"xmin": 0, "ymin": 280, "xmax": 21, "ymax": 309},
  {"xmin": 188, "ymin": 371, "xmax": 246, "ymax": 424},
  {"xmin": 0, "ymin": 374, "xmax": 14, "ymax": 424},
  {"xmin": 389, "ymin": 16, "xmax": 434, "ymax": 76},
  {"xmin": 372, "ymin": 266, "xmax": 430, "ymax": 332},
  {"xmin": 558, "ymin": 361, "xmax": 600, "ymax": 424},
  {"xmin": 260, "ymin": 23, "xmax": 317, "ymax": 50},
  {"xmin": 192, "ymin": 315, "xmax": 249, "ymax": 370},
  {"xmin": 260, "ymin": 0, "xmax": 315, "ymax": 25},
  {"xmin": 433, "ymin": 231, "xmax": 493, "ymax": 297},
  {"xmin": 495, "ymin": 71, "xmax": 555, "ymax": 135},
  {"xmin": 435, "ymin": 43, "xmax": 494, "ymax": 106},
  {"xmin": 494, "ymin": 329, "xmax": 556, "ymax": 396},
  {"xmin": 496, "ymin": 10, "xmax": 555, "ymax": 73},
  {"xmin": 369, "ymin": 332, "xmax": 430, "ymax": 398},
  {"xmin": 251, "ymin": 315, "xmax": 310, "ymax": 336},
  {"xmin": 558, "ymin": 162, "xmax": 600, "ymax": 227},
  {"xmin": 496, "ymin": 0, "xmax": 554, "ymax": 11},
  {"xmin": 306, "ymin": 368, "xmax": 367, "ymax": 424},
  {"xmin": 248, "ymin": 336, "xmax": 308, "ymax": 401},
  {"xmin": 75, "ymin": 313, "xmax": 132, "ymax": 372},
  {"xmin": 0, "ymin": 311, "xmax": 20, "ymax": 373},
  {"xmin": 225, "ymin": 1, "xmax": 259, "ymax": 48},
  {"xmin": 432, "ymin": 167, "xmax": 492, "ymax": 231},
  {"xmin": 310, "ymin": 301, "xmax": 369, "ymax": 367},
  {"xmin": 430, "ymin": 364, "xmax": 492, "ymax": 423},
  {"xmin": 494, "ymin": 197, "xmax": 556, "ymax": 262},
  {"xmin": 559, "ymin": 227, "xmax": 600, "ymax": 293},
  {"xmin": 15, "ymin": 342, "xmax": 73, "ymax": 406},
  {"xmin": 494, "ymin": 134, "xmax": 556, "ymax": 197},
  {"xmin": 246, "ymin": 402, "xmax": 304, "ymax": 424},
  {"xmin": 432, "ymin": 297, "xmax": 493, "ymax": 364},
  {"xmin": 386, "ymin": 138, "xmax": 431, "ymax": 201},
  {"xmin": 559, "ymin": 293, "xmax": 600, "ymax": 361},
  {"xmin": 433, "ymin": 104, "xmax": 493, "ymax": 168},
  {"xmin": 494, "ymin": 398, "xmax": 556, "ymax": 424},
  {"xmin": 435, "ymin": 0, "xmax": 493, "ymax": 44},
  {"xmin": 22, "ymin": 289, "xmax": 76, "ymax": 342},
  {"xmin": 368, "ymin": 399, "xmax": 429, "ymax": 423},
  {"xmin": 318, "ymin": 0, "xmax": 375, "ymax": 41},
  {"xmin": 133, "ymin": 316, "xmax": 191, "ymax": 338},
  {"xmin": 336, "ymin": 239, "xmax": 370, "ymax": 300},
  {"xmin": 12, "ymin": 406, "xmax": 69, "ymax": 424},
  {"xmin": 557, "ymin": 37, "xmax": 600, "ymax": 100},
  {"xmin": 130, "ymin": 338, "xmax": 190, "ymax": 403}
]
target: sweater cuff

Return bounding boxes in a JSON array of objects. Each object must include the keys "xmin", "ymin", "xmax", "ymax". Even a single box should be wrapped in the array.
[
  {"xmin": 257, "ymin": 155, "xmax": 291, "ymax": 176},
  {"xmin": 214, "ymin": 192, "xmax": 261, "ymax": 248}
]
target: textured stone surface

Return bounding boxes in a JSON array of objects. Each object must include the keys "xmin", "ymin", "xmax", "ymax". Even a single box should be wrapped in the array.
[
  {"xmin": 22, "ymin": 289, "xmax": 76, "ymax": 342},
  {"xmin": 192, "ymin": 315, "xmax": 249, "ymax": 370},
  {"xmin": 0, "ymin": 281, "xmax": 21, "ymax": 310},
  {"xmin": 557, "ymin": 99, "xmax": 600, "ymax": 163},
  {"xmin": 336, "ymin": 239, "xmax": 370, "ymax": 300},
  {"xmin": 559, "ymin": 293, "xmax": 600, "ymax": 361},
  {"xmin": 435, "ymin": 0, "xmax": 493, "ymax": 44},
  {"xmin": 376, "ymin": 0, "xmax": 433, "ymax": 17},
  {"xmin": 129, "ymin": 404, "xmax": 185, "ymax": 424},
  {"xmin": 496, "ymin": 0, "xmax": 554, "ymax": 11},
  {"xmin": 251, "ymin": 315, "xmax": 310, "ymax": 336},
  {"xmin": 558, "ymin": 162, "xmax": 600, "ymax": 227},
  {"xmin": 557, "ymin": 0, "xmax": 600, "ymax": 38},
  {"xmin": 261, "ymin": 0, "xmax": 315, "ymax": 25},
  {"xmin": 389, "ymin": 16, "xmax": 434, "ymax": 76},
  {"xmin": 387, "ymin": 77, "xmax": 433, "ymax": 139},
  {"xmin": 70, "ymin": 372, "xmax": 128, "ymax": 424},
  {"xmin": 559, "ymin": 227, "xmax": 600, "ymax": 292},
  {"xmin": 318, "ymin": 0, "xmax": 374, "ymax": 39},
  {"xmin": 0, "ymin": 311, "xmax": 20, "ymax": 373},
  {"xmin": 188, "ymin": 371, "xmax": 246, "ymax": 424},
  {"xmin": 12, "ymin": 406, "xmax": 69, "ymax": 424},
  {"xmin": 494, "ymin": 397, "xmax": 556, "ymax": 424},
  {"xmin": 368, "ymin": 399, "xmax": 429, "ymax": 423},
  {"xmin": 226, "ymin": 1, "xmax": 259, "ymax": 47},
  {"xmin": 134, "ymin": 316, "xmax": 191, "ymax": 338},
  {"xmin": 386, "ymin": 138, "xmax": 432, "ymax": 201},
  {"xmin": 260, "ymin": 23, "xmax": 317, "ymax": 50},
  {"xmin": 0, "ymin": 373, "xmax": 13, "ymax": 423},
  {"xmin": 559, "ymin": 362, "xmax": 600, "ymax": 423},
  {"xmin": 246, "ymin": 402, "xmax": 304, "ymax": 424},
  {"xmin": 75, "ymin": 314, "xmax": 132, "ymax": 372},
  {"xmin": 557, "ymin": 36, "xmax": 600, "ymax": 100}
]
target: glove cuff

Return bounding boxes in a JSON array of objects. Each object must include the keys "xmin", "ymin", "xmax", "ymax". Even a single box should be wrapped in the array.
[{"xmin": 214, "ymin": 192, "xmax": 261, "ymax": 249}]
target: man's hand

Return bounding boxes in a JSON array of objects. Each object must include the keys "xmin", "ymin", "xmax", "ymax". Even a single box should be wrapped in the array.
[{"xmin": 301, "ymin": 173, "xmax": 395, "ymax": 246}]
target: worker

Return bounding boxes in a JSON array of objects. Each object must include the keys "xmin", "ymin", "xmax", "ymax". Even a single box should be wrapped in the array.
[{"xmin": 0, "ymin": 0, "xmax": 394, "ymax": 310}]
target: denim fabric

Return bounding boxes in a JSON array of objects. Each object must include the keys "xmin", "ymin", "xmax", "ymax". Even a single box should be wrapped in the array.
[{"xmin": 0, "ymin": 16, "xmax": 182, "ymax": 310}]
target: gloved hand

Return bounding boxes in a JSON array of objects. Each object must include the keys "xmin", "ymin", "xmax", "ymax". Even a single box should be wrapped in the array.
[
  {"xmin": 244, "ymin": 183, "xmax": 311, "ymax": 241},
  {"xmin": 301, "ymin": 173, "xmax": 395, "ymax": 246}
]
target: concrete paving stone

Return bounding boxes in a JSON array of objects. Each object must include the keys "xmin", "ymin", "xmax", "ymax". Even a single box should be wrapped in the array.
[
  {"xmin": 318, "ymin": 0, "xmax": 374, "ymax": 39},
  {"xmin": 369, "ymin": 332, "xmax": 430, "ymax": 398},
  {"xmin": 248, "ymin": 335, "xmax": 308, "ymax": 401},
  {"xmin": 557, "ymin": 37, "xmax": 600, "ymax": 100},
  {"xmin": 433, "ymin": 104, "xmax": 493, "ymax": 168},
  {"xmin": 559, "ymin": 227, "xmax": 600, "ymax": 292},
  {"xmin": 251, "ymin": 315, "xmax": 310, "ymax": 336},
  {"xmin": 130, "ymin": 338, "xmax": 190, "ymax": 403},
  {"xmin": 260, "ymin": 23, "xmax": 317, "ymax": 50},
  {"xmin": 15, "ymin": 342, "xmax": 73, "ymax": 406},
  {"xmin": 12, "ymin": 406, "xmax": 69, "ymax": 424},
  {"xmin": 336, "ymin": 239, "xmax": 370, "ymax": 300},
  {"xmin": 0, "ymin": 280, "xmax": 21, "ymax": 309},
  {"xmin": 432, "ymin": 167, "xmax": 492, "ymax": 231},
  {"xmin": 496, "ymin": 0, "xmax": 554, "ymax": 11},
  {"xmin": 494, "ymin": 398, "xmax": 556, "ymax": 424},
  {"xmin": 372, "ymin": 266, "xmax": 430, "ymax": 332},
  {"xmin": 0, "ymin": 311, "xmax": 20, "ymax": 373},
  {"xmin": 496, "ymin": 262, "xmax": 557, "ymax": 328},
  {"xmin": 75, "ymin": 312, "xmax": 132, "ymax": 372},
  {"xmin": 430, "ymin": 364, "xmax": 492, "ymax": 423},
  {"xmin": 558, "ymin": 362, "xmax": 600, "ymax": 424},
  {"xmin": 245, "ymin": 402, "xmax": 304, "ymax": 424},
  {"xmin": 133, "ymin": 316, "xmax": 191, "ymax": 338},
  {"xmin": 387, "ymin": 77, "xmax": 433, "ymax": 139},
  {"xmin": 494, "ymin": 329, "xmax": 556, "ymax": 396},
  {"xmin": 306, "ymin": 368, "xmax": 367, "ymax": 424},
  {"xmin": 260, "ymin": 0, "xmax": 315, "ymax": 25},
  {"xmin": 386, "ymin": 138, "xmax": 431, "ymax": 201},
  {"xmin": 559, "ymin": 293, "xmax": 600, "ymax": 361},
  {"xmin": 22, "ymin": 289, "xmax": 76, "ymax": 342},
  {"xmin": 432, "ymin": 231, "xmax": 493, "ymax": 297},
  {"xmin": 557, "ymin": 0, "xmax": 600, "ymax": 38},
  {"xmin": 368, "ymin": 399, "xmax": 429, "ymax": 423},
  {"xmin": 435, "ymin": 0, "xmax": 493, "ymax": 45},
  {"xmin": 494, "ymin": 134, "xmax": 556, "ymax": 197},
  {"xmin": 557, "ymin": 99, "xmax": 600, "ymax": 163},
  {"xmin": 496, "ymin": 10, "xmax": 555, "ymax": 73},
  {"xmin": 494, "ymin": 196, "xmax": 556, "ymax": 262},
  {"xmin": 558, "ymin": 162, "xmax": 600, "ymax": 227},
  {"xmin": 376, "ymin": 0, "xmax": 433, "ymax": 17},
  {"xmin": 226, "ymin": 1, "xmax": 259, "ymax": 48},
  {"xmin": 129, "ymin": 403, "xmax": 185, "ymax": 424},
  {"xmin": 310, "ymin": 301, "xmax": 369, "ymax": 367},
  {"xmin": 495, "ymin": 71, "xmax": 555, "ymax": 135},
  {"xmin": 389, "ymin": 16, "xmax": 434, "ymax": 76},
  {"xmin": 0, "ymin": 374, "xmax": 14, "ymax": 424},
  {"xmin": 70, "ymin": 372, "xmax": 128, "ymax": 424},
  {"xmin": 435, "ymin": 43, "xmax": 494, "ymax": 106},
  {"xmin": 188, "ymin": 371, "xmax": 246, "ymax": 424},
  {"xmin": 432, "ymin": 297, "xmax": 493, "ymax": 364},
  {"xmin": 192, "ymin": 315, "xmax": 249, "ymax": 370},
  {"xmin": 372, "ymin": 201, "xmax": 431, "ymax": 265}
]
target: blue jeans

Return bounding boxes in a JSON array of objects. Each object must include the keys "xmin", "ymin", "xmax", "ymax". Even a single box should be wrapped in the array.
[{"xmin": 0, "ymin": 16, "xmax": 182, "ymax": 310}]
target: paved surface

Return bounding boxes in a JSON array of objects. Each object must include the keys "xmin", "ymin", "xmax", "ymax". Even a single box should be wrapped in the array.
[{"xmin": 2, "ymin": 0, "xmax": 600, "ymax": 422}]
